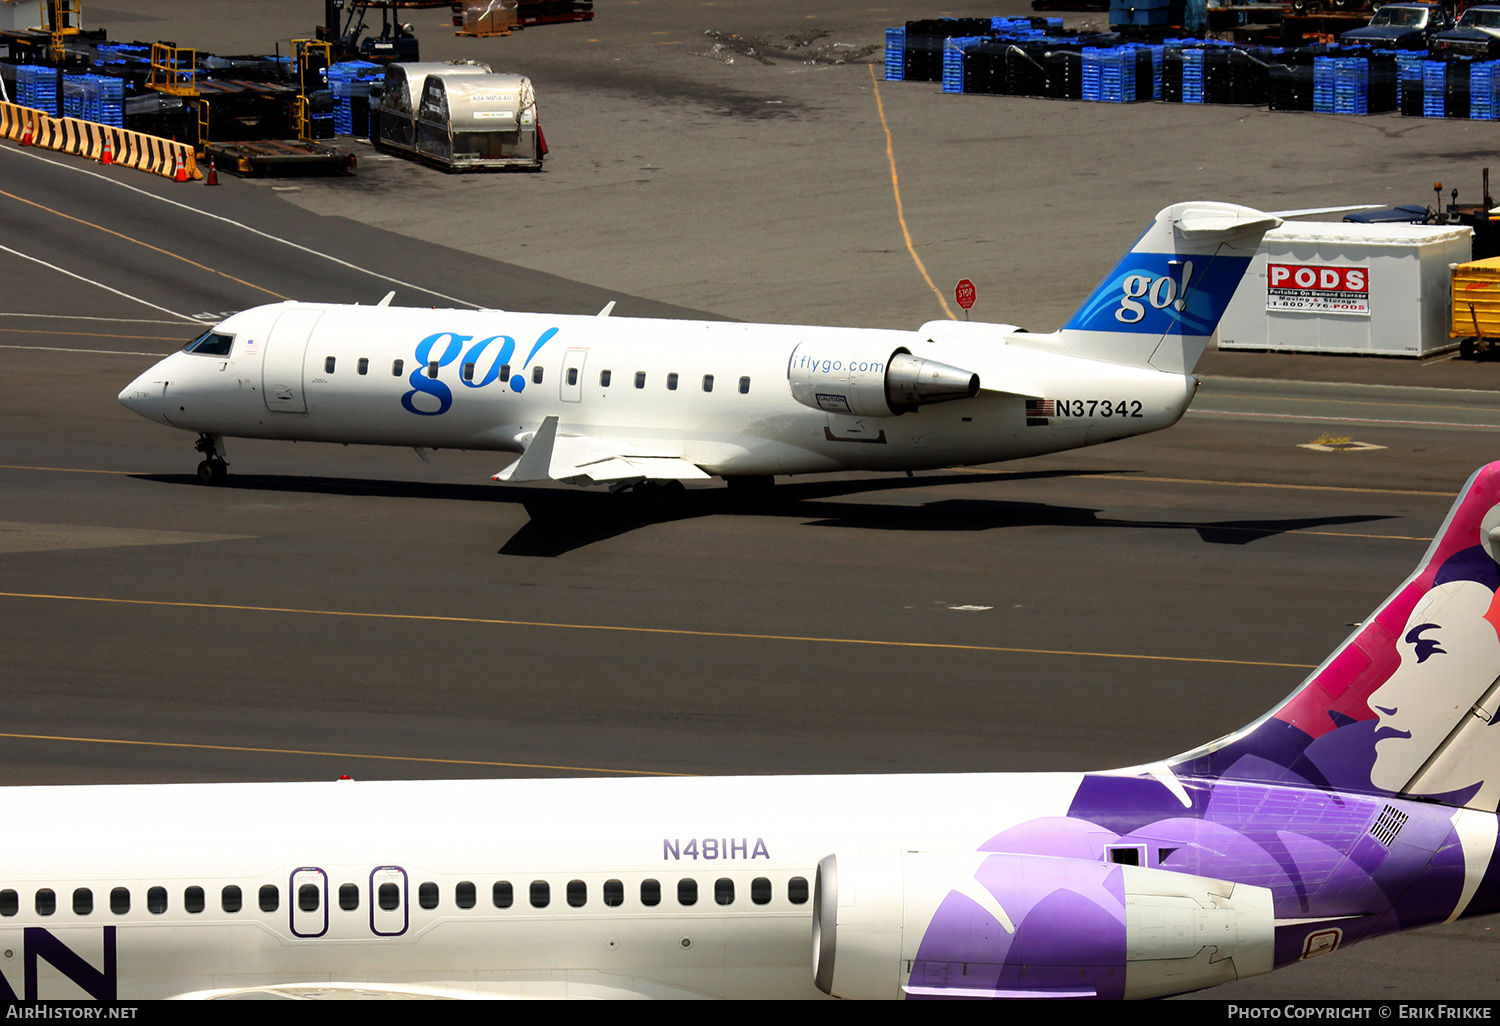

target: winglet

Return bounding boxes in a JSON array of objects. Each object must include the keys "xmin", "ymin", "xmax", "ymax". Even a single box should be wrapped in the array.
[
  {"xmin": 377, "ymin": 291, "xmax": 395, "ymax": 308},
  {"xmin": 597, "ymin": 301, "xmax": 616, "ymax": 317},
  {"xmin": 493, "ymin": 416, "xmax": 559, "ymax": 482}
]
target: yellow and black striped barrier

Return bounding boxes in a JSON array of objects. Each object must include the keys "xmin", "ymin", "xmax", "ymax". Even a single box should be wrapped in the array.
[{"xmin": 0, "ymin": 101, "xmax": 201, "ymax": 182}]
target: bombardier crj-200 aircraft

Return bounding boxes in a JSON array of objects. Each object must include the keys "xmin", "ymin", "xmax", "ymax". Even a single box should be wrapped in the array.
[
  {"xmin": 10, "ymin": 464, "xmax": 1500, "ymax": 998},
  {"xmin": 119, "ymin": 201, "xmax": 1279, "ymax": 489}
]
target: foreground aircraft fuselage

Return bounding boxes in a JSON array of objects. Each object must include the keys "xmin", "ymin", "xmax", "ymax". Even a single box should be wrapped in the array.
[
  {"xmin": 117, "ymin": 202, "xmax": 1281, "ymax": 487},
  {"xmin": 14, "ymin": 462, "xmax": 1500, "ymax": 999}
]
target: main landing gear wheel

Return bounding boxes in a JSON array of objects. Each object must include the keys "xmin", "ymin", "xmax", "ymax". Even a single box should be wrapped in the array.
[
  {"xmin": 630, "ymin": 479, "xmax": 686, "ymax": 515},
  {"xmin": 197, "ymin": 458, "xmax": 227, "ymax": 484}
]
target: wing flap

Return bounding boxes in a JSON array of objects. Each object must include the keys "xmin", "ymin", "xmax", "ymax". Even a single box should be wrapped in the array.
[{"xmin": 493, "ymin": 418, "xmax": 710, "ymax": 486}]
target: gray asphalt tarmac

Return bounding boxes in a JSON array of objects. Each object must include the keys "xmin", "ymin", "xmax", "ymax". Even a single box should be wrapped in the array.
[{"xmin": 4, "ymin": 0, "xmax": 1500, "ymax": 1002}]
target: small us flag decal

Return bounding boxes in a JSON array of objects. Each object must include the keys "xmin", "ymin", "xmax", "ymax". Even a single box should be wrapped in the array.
[{"xmin": 1025, "ymin": 399, "xmax": 1055, "ymax": 426}]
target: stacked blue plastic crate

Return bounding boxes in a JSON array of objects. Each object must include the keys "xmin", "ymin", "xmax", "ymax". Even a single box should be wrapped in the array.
[
  {"xmin": 885, "ymin": 27, "xmax": 906, "ymax": 81},
  {"xmin": 60, "ymin": 75, "xmax": 125, "ymax": 126},
  {"xmin": 329, "ymin": 61, "xmax": 383, "ymax": 134},
  {"xmin": 1423, "ymin": 60, "xmax": 1449, "ymax": 117},
  {"xmin": 16, "ymin": 66, "xmax": 60, "ymax": 115},
  {"xmin": 1472, "ymin": 61, "xmax": 1500, "ymax": 119},
  {"xmin": 1181, "ymin": 48, "xmax": 1205, "ymax": 103},
  {"xmin": 1082, "ymin": 46, "xmax": 1140, "ymax": 102},
  {"xmin": 942, "ymin": 37, "xmax": 986, "ymax": 93},
  {"xmin": 1313, "ymin": 57, "xmax": 1369, "ymax": 115}
]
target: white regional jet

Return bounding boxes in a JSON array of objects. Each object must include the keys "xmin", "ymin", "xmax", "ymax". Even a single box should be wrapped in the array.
[
  {"xmin": 11, "ymin": 464, "xmax": 1500, "ymax": 999},
  {"xmin": 119, "ymin": 202, "xmax": 1278, "ymax": 490}
]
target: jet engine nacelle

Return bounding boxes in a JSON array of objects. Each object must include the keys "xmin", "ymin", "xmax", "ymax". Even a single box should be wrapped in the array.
[
  {"xmin": 812, "ymin": 850, "xmax": 1274, "ymax": 1000},
  {"xmin": 787, "ymin": 341, "xmax": 979, "ymax": 418}
]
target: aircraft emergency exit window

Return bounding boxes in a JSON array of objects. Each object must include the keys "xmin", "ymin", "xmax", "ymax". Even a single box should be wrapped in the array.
[
  {"xmin": 0, "ymin": 891, "xmax": 15, "ymax": 916},
  {"xmin": 492, "ymin": 881, "xmax": 513, "ymax": 909},
  {"xmin": 714, "ymin": 879, "xmax": 734, "ymax": 906},
  {"xmin": 739, "ymin": 377, "xmax": 751, "ymax": 394},
  {"xmin": 567, "ymin": 880, "xmax": 586, "ymax": 908},
  {"xmin": 148, "ymin": 887, "xmax": 167, "ymax": 914},
  {"xmin": 427, "ymin": 361, "xmax": 440, "ymax": 379},
  {"xmin": 640, "ymin": 879, "xmax": 661, "ymax": 907},
  {"xmin": 463, "ymin": 362, "xmax": 475, "ymax": 382},
  {"xmin": 677, "ymin": 879, "xmax": 697, "ymax": 906},
  {"xmin": 259, "ymin": 884, "xmax": 279, "ymax": 913},
  {"xmin": 392, "ymin": 360, "xmax": 404, "ymax": 377},
  {"xmin": 456, "ymin": 881, "xmax": 476, "ymax": 909},
  {"xmin": 185, "ymin": 887, "xmax": 204, "ymax": 914},
  {"xmin": 222, "ymin": 885, "xmax": 242, "ymax": 913},
  {"xmin": 667, "ymin": 373, "xmax": 679, "ymax": 391},
  {"xmin": 358, "ymin": 358, "xmax": 369, "ymax": 376},
  {"xmin": 703, "ymin": 374, "xmax": 714, "ymax": 393},
  {"xmin": 110, "ymin": 887, "xmax": 130, "ymax": 915},
  {"xmin": 299, "ymin": 884, "xmax": 320, "ymax": 913},
  {"xmin": 751, "ymin": 878, "xmax": 771, "ymax": 905},
  {"xmin": 35, "ymin": 890, "xmax": 55, "ymax": 916},
  {"xmin": 532, "ymin": 366, "xmax": 544, "ymax": 385},
  {"xmin": 378, "ymin": 883, "xmax": 399, "ymax": 911},
  {"xmin": 325, "ymin": 357, "xmax": 336, "ymax": 374},
  {"xmin": 340, "ymin": 884, "xmax": 359, "ymax": 911},
  {"xmin": 567, "ymin": 367, "xmax": 578, "ymax": 386},
  {"xmin": 184, "ymin": 330, "xmax": 234, "ymax": 357},
  {"xmin": 634, "ymin": 372, "xmax": 646, "ymax": 389},
  {"xmin": 419, "ymin": 882, "xmax": 439, "ymax": 910},
  {"xmin": 530, "ymin": 881, "xmax": 550, "ymax": 909},
  {"xmin": 788, "ymin": 878, "xmax": 809, "ymax": 904},
  {"xmin": 603, "ymin": 880, "xmax": 623, "ymax": 907},
  {"xmin": 600, "ymin": 370, "xmax": 612, "ymax": 387},
  {"xmin": 72, "ymin": 888, "xmax": 92, "ymax": 915}
]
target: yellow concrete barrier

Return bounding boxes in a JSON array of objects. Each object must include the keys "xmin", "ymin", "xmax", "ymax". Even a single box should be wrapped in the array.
[{"xmin": 0, "ymin": 100, "xmax": 201, "ymax": 181}]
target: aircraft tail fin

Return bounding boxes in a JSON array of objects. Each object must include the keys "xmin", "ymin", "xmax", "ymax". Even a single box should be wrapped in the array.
[
  {"xmin": 1172, "ymin": 462, "xmax": 1500, "ymax": 813},
  {"xmin": 1052, "ymin": 202, "xmax": 1279, "ymax": 375}
]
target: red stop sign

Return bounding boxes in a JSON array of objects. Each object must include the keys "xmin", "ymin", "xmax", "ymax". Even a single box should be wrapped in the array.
[{"xmin": 955, "ymin": 279, "xmax": 976, "ymax": 310}]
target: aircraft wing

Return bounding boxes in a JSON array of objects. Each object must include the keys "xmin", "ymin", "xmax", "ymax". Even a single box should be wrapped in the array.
[{"xmin": 493, "ymin": 416, "xmax": 712, "ymax": 486}]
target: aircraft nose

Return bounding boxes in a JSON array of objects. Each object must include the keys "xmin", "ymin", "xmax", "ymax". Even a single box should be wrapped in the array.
[{"xmin": 118, "ymin": 366, "xmax": 169, "ymax": 421}]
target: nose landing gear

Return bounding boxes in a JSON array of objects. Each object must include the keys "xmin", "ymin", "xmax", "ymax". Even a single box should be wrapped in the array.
[{"xmin": 194, "ymin": 433, "xmax": 228, "ymax": 485}]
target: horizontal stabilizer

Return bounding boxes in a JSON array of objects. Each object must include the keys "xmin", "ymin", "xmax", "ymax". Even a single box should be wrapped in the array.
[
  {"xmin": 1175, "ymin": 209, "xmax": 1282, "ymax": 241},
  {"xmin": 493, "ymin": 421, "xmax": 711, "ymax": 486}
]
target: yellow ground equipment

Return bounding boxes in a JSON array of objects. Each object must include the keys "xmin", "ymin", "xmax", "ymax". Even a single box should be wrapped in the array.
[{"xmin": 1450, "ymin": 257, "xmax": 1500, "ymax": 357}]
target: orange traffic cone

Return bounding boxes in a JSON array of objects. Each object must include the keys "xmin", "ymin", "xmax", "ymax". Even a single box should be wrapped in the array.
[
  {"xmin": 19, "ymin": 118, "xmax": 32, "ymax": 146},
  {"xmin": 100, "ymin": 134, "xmax": 114, "ymax": 165},
  {"xmin": 172, "ymin": 148, "xmax": 188, "ymax": 182},
  {"xmin": 205, "ymin": 157, "xmax": 219, "ymax": 186}
]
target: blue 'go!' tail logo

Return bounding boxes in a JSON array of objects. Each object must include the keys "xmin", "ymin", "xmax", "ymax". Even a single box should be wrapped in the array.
[
  {"xmin": 402, "ymin": 326, "xmax": 559, "ymax": 416},
  {"xmin": 1063, "ymin": 253, "xmax": 1250, "ymax": 337}
]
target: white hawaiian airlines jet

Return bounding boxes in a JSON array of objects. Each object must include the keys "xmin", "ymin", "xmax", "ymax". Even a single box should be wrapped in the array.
[
  {"xmin": 118, "ymin": 202, "xmax": 1278, "ymax": 490},
  {"xmin": 10, "ymin": 463, "xmax": 1500, "ymax": 999}
]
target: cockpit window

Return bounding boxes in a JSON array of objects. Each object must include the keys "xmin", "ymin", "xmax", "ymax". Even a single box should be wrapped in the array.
[{"xmin": 184, "ymin": 330, "xmax": 234, "ymax": 357}]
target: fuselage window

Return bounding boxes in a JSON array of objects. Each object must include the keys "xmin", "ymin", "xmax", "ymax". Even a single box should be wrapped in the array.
[
  {"xmin": 299, "ymin": 884, "xmax": 320, "ymax": 913},
  {"xmin": 72, "ymin": 888, "xmax": 92, "ymax": 915},
  {"xmin": 259, "ymin": 884, "xmax": 279, "ymax": 913},
  {"xmin": 677, "ymin": 879, "xmax": 698, "ymax": 906},
  {"xmin": 567, "ymin": 880, "xmax": 587, "ymax": 908},
  {"xmin": 600, "ymin": 370, "xmax": 612, "ymax": 387},
  {"xmin": 35, "ymin": 890, "xmax": 55, "ymax": 916},
  {"xmin": 111, "ymin": 887, "xmax": 130, "ymax": 915},
  {"xmin": 339, "ymin": 884, "xmax": 359, "ymax": 911},
  {"xmin": 641, "ymin": 879, "xmax": 661, "ymax": 907},
  {"xmin": 185, "ymin": 887, "xmax": 205, "ymax": 914},
  {"xmin": 184, "ymin": 330, "xmax": 234, "ymax": 357},
  {"xmin": 148, "ymin": 887, "xmax": 167, "ymax": 914},
  {"xmin": 222, "ymin": 885, "xmax": 242, "ymax": 913},
  {"xmin": 667, "ymin": 372, "xmax": 679, "ymax": 391},
  {"xmin": 788, "ymin": 877, "xmax": 809, "ymax": 904},
  {"xmin": 567, "ymin": 367, "xmax": 578, "ymax": 386},
  {"xmin": 418, "ymin": 882, "xmax": 439, "ymax": 910},
  {"xmin": 714, "ymin": 879, "xmax": 734, "ymax": 906},
  {"xmin": 634, "ymin": 371, "xmax": 646, "ymax": 389},
  {"xmin": 392, "ymin": 359, "xmax": 405, "ymax": 377},
  {"xmin": 751, "ymin": 877, "xmax": 772, "ymax": 905},
  {"xmin": 358, "ymin": 358, "xmax": 369, "ymax": 376},
  {"xmin": 456, "ymin": 882, "xmax": 476, "ymax": 909},
  {"xmin": 603, "ymin": 880, "xmax": 624, "ymax": 907},
  {"xmin": 739, "ymin": 376, "xmax": 751, "ymax": 394},
  {"xmin": 427, "ymin": 361, "xmax": 440, "ymax": 379},
  {"xmin": 493, "ymin": 881, "xmax": 513, "ymax": 909},
  {"xmin": 325, "ymin": 356, "xmax": 336, "ymax": 374},
  {"xmin": 532, "ymin": 365, "xmax": 544, "ymax": 385},
  {"xmin": 378, "ymin": 883, "xmax": 399, "ymax": 911},
  {"xmin": 0, "ymin": 890, "xmax": 17, "ymax": 916},
  {"xmin": 703, "ymin": 374, "xmax": 714, "ymax": 392},
  {"xmin": 463, "ymin": 362, "xmax": 475, "ymax": 382},
  {"xmin": 530, "ymin": 881, "xmax": 550, "ymax": 909}
]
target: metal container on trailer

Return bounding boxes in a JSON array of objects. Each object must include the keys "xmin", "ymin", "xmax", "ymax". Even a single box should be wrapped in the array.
[
  {"xmin": 373, "ymin": 61, "xmax": 540, "ymax": 170},
  {"xmin": 1217, "ymin": 221, "xmax": 1472, "ymax": 356}
]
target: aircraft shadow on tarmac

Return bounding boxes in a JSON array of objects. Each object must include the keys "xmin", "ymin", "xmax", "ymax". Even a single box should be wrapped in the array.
[{"xmin": 136, "ymin": 469, "xmax": 1393, "ymax": 558}]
